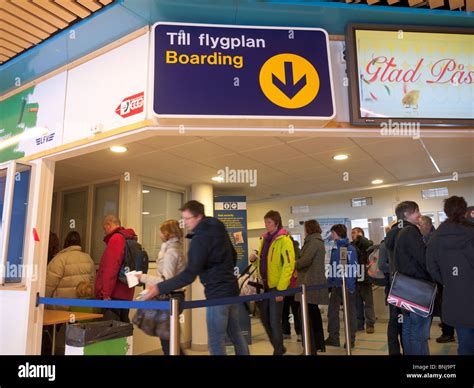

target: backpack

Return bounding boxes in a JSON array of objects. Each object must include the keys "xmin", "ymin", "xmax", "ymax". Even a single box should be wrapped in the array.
[
  {"xmin": 238, "ymin": 264, "xmax": 264, "ymax": 296},
  {"xmin": 366, "ymin": 244, "xmax": 387, "ymax": 286},
  {"xmin": 115, "ymin": 231, "xmax": 149, "ymax": 285}
]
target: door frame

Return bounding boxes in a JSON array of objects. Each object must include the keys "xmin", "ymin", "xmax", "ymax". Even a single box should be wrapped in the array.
[{"xmin": 0, "ymin": 160, "xmax": 35, "ymax": 286}]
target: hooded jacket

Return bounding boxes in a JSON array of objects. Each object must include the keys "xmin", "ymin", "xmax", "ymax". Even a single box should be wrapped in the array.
[
  {"xmin": 45, "ymin": 245, "xmax": 95, "ymax": 299},
  {"xmin": 253, "ymin": 228, "xmax": 295, "ymax": 291},
  {"xmin": 328, "ymin": 238, "xmax": 359, "ymax": 293},
  {"xmin": 157, "ymin": 217, "xmax": 239, "ymax": 300},
  {"xmin": 95, "ymin": 227, "xmax": 136, "ymax": 301},
  {"xmin": 427, "ymin": 222, "xmax": 474, "ymax": 328}
]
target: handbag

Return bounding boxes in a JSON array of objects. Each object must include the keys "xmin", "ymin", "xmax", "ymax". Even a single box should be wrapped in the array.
[
  {"xmin": 238, "ymin": 265, "xmax": 265, "ymax": 296},
  {"xmin": 132, "ymin": 292, "xmax": 183, "ymax": 339},
  {"xmin": 387, "ymin": 272, "xmax": 437, "ymax": 318}
]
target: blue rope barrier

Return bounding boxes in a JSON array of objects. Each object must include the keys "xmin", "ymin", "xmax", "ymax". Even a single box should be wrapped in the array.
[
  {"xmin": 37, "ymin": 283, "xmax": 331, "ymax": 311},
  {"xmin": 38, "ymin": 297, "xmax": 170, "ymax": 310},
  {"xmin": 181, "ymin": 283, "xmax": 330, "ymax": 310}
]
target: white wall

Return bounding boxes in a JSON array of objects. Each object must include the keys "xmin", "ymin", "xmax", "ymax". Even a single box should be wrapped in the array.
[{"xmin": 0, "ymin": 291, "xmax": 29, "ymax": 354}]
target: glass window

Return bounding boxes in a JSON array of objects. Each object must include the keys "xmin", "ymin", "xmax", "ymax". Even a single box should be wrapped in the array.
[
  {"xmin": 421, "ymin": 187, "xmax": 449, "ymax": 200},
  {"xmin": 60, "ymin": 189, "xmax": 88, "ymax": 254},
  {"xmin": 350, "ymin": 218, "xmax": 370, "ymax": 239},
  {"xmin": 141, "ymin": 186, "xmax": 183, "ymax": 260},
  {"xmin": 438, "ymin": 211, "xmax": 448, "ymax": 223},
  {"xmin": 5, "ymin": 164, "xmax": 31, "ymax": 283},
  {"xmin": 91, "ymin": 182, "xmax": 120, "ymax": 264},
  {"xmin": 351, "ymin": 197, "xmax": 373, "ymax": 207}
]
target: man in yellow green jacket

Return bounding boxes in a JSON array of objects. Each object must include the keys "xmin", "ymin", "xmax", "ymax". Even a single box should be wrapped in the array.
[{"xmin": 250, "ymin": 210, "xmax": 295, "ymax": 355}]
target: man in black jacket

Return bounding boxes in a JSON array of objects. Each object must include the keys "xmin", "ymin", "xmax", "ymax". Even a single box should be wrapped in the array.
[
  {"xmin": 384, "ymin": 221, "xmax": 404, "ymax": 355},
  {"xmin": 351, "ymin": 228, "xmax": 375, "ymax": 334},
  {"xmin": 391, "ymin": 201, "xmax": 432, "ymax": 355},
  {"xmin": 143, "ymin": 200, "xmax": 249, "ymax": 356}
]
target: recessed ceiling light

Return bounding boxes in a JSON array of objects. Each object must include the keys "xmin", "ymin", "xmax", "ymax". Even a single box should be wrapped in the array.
[
  {"xmin": 333, "ymin": 154, "xmax": 349, "ymax": 161},
  {"xmin": 142, "ymin": 211, "xmax": 150, "ymax": 215},
  {"xmin": 372, "ymin": 179, "xmax": 384, "ymax": 185},
  {"xmin": 110, "ymin": 146, "xmax": 127, "ymax": 153},
  {"xmin": 212, "ymin": 176, "xmax": 224, "ymax": 182},
  {"xmin": 142, "ymin": 190, "xmax": 150, "ymax": 194}
]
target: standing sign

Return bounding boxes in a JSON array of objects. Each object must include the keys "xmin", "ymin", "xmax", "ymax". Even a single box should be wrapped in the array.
[
  {"xmin": 153, "ymin": 23, "xmax": 335, "ymax": 119},
  {"xmin": 214, "ymin": 196, "xmax": 248, "ymax": 275},
  {"xmin": 214, "ymin": 195, "xmax": 251, "ymax": 344}
]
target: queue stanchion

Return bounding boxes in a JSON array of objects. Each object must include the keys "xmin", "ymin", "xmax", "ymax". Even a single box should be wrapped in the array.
[
  {"xmin": 170, "ymin": 297, "xmax": 180, "ymax": 355},
  {"xmin": 340, "ymin": 246, "xmax": 352, "ymax": 356},
  {"xmin": 300, "ymin": 284, "xmax": 311, "ymax": 356}
]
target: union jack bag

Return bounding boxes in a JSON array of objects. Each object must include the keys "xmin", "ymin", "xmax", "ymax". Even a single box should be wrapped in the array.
[{"xmin": 387, "ymin": 272, "xmax": 437, "ymax": 318}]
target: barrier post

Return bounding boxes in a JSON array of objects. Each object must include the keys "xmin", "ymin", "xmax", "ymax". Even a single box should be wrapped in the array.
[
  {"xmin": 300, "ymin": 284, "xmax": 311, "ymax": 355},
  {"xmin": 170, "ymin": 297, "xmax": 180, "ymax": 355},
  {"xmin": 340, "ymin": 247, "xmax": 352, "ymax": 356}
]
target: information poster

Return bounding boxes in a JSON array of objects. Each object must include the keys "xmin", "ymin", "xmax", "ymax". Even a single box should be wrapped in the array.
[
  {"xmin": 214, "ymin": 195, "xmax": 251, "ymax": 344},
  {"xmin": 214, "ymin": 195, "xmax": 248, "ymax": 274}
]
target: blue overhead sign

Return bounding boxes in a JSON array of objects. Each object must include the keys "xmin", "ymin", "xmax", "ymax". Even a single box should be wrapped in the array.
[{"xmin": 152, "ymin": 23, "xmax": 335, "ymax": 119}]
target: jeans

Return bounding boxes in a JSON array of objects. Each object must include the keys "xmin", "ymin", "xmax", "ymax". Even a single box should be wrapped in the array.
[
  {"xmin": 282, "ymin": 295, "xmax": 301, "ymax": 335},
  {"xmin": 356, "ymin": 282, "xmax": 376, "ymax": 329},
  {"xmin": 307, "ymin": 304, "xmax": 325, "ymax": 354},
  {"xmin": 402, "ymin": 312, "xmax": 431, "ymax": 355},
  {"xmin": 455, "ymin": 326, "xmax": 474, "ymax": 355},
  {"xmin": 257, "ymin": 294, "xmax": 285, "ymax": 355},
  {"xmin": 206, "ymin": 304, "xmax": 249, "ymax": 356},
  {"xmin": 327, "ymin": 287, "xmax": 357, "ymax": 344}
]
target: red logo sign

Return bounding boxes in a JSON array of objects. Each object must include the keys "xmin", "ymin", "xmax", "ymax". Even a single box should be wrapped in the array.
[{"xmin": 115, "ymin": 92, "xmax": 144, "ymax": 118}]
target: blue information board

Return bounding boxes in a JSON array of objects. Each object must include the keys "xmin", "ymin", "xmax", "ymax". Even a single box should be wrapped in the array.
[
  {"xmin": 214, "ymin": 195, "xmax": 251, "ymax": 344},
  {"xmin": 153, "ymin": 23, "xmax": 335, "ymax": 119},
  {"xmin": 213, "ymin": 195, "xmax": 248, "ymax": 275}
]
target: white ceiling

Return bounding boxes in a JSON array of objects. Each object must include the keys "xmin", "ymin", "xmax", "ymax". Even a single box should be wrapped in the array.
[{"xmin": 54, "ymin": 135, "xmax": 474, "ymax": 201}]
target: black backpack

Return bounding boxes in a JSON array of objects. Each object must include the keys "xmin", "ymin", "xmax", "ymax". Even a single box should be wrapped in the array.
[{"xmin": 115, "ymin": 231, "xmax": 149, "ymax": 285}]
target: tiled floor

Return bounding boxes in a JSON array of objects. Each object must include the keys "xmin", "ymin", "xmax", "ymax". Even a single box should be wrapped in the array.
[{"xmin": 183, "ymin": 316, "xmax": 458, "ymax": 356}]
